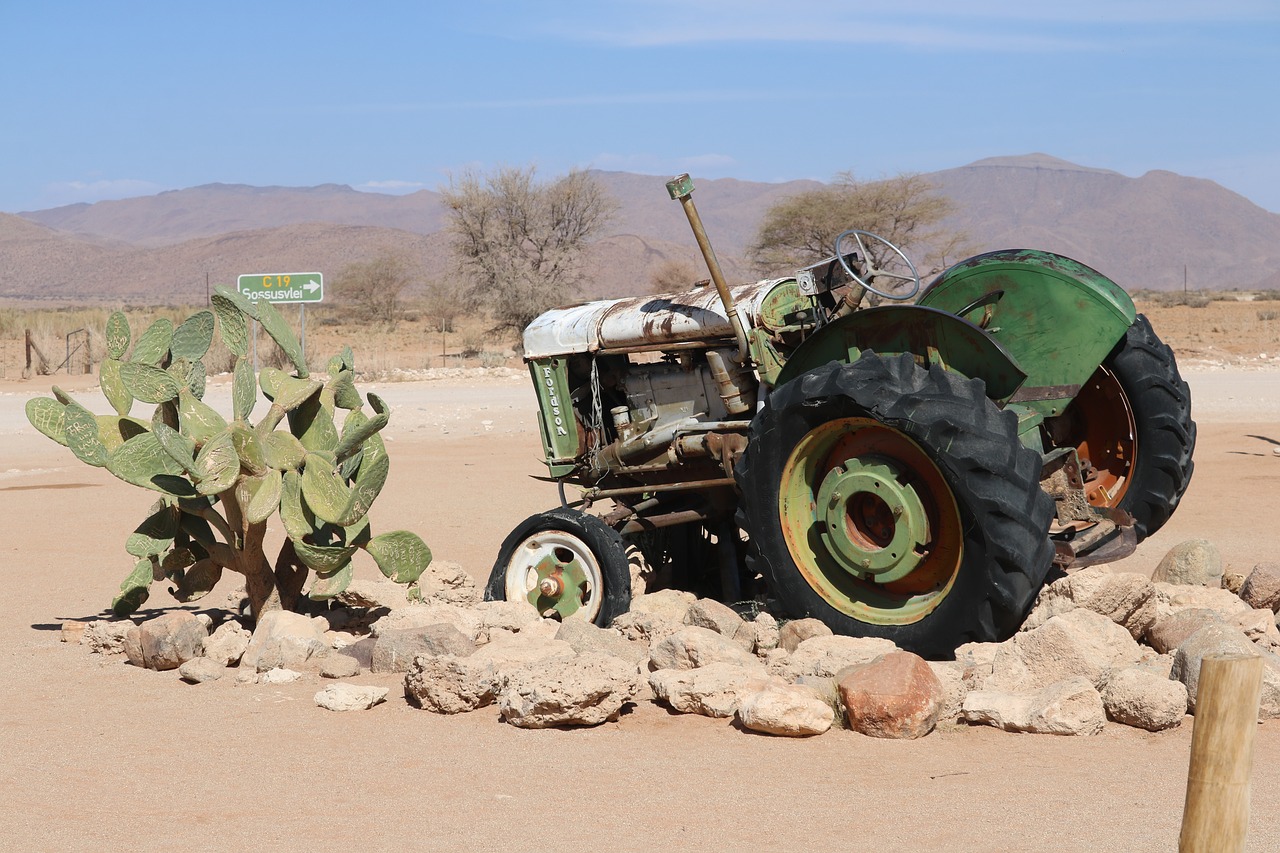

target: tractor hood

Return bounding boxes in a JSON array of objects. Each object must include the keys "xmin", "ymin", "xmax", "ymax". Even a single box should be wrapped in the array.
[{"xmin": 523, "ymin": 279, "xmax": 788, "ymax": 359}]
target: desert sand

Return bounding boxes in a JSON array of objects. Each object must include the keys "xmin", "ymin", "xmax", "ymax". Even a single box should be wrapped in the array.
[{"xmin": 2, "ymin": 363, "xmax": 1279, "ymax": 852}]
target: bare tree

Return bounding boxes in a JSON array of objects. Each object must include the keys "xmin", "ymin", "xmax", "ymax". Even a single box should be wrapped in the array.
[
  {"xmin": 749, "ymin": 172, "xmax": 969, "ymax": 278},
  {"xmin": 648, "ymin": 257, "xmax": 706, "ymax": 294},
  {"xmin": 335, "ymin": 250, "xmax": 415, "ymax": 328},
  {"xmin": 441, "ymin": 166, "xmax": 616, "ymax": 337}
]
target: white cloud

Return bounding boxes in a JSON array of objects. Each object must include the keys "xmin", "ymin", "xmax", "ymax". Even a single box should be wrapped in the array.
[{"xmin": 39, "ymin": 178, "xmax": 164, "ymax": 207}]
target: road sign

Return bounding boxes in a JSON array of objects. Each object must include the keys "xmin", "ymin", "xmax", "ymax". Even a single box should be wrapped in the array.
[{"xmin": 237, "ymin": 272, "xmax": 324, "ymax": 304}]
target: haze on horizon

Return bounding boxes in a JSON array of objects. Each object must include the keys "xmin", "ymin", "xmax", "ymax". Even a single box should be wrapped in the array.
[{"xmin": 2, "ymin": 2, "xmax": 1277, "ymax": 214}]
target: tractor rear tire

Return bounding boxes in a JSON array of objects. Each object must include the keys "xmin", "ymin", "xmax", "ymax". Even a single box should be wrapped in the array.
[
  {"xmin": 484, "ymin": 507, "xmax": 631, "ymax": 627},
  {"xmin": 1103, "ymin": 314, "xmax": 1196, "ymax": 540},
  {"xmin": 735, "ymin": 354, "xmax": 1055, "ymax": 657}
]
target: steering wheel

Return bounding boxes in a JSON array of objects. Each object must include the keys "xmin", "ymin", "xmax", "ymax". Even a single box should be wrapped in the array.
[{"xmin": 835, "ymin": 229, "xmax": 922, "ymax": 301}]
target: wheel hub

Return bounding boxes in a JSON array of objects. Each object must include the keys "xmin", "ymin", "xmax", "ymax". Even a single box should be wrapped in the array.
[
  {"xmin": 814, "ymin": 454, "xmax": 928, "ymax": 583},
  {"xmin": 524, "ymin": 551, "xmax": 590, "ymax": 620}
]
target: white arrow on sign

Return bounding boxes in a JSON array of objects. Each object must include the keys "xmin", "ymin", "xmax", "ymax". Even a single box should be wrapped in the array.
[{"xmin": 304, "ymin": 279, "xmax": 320, "ymax": 293}]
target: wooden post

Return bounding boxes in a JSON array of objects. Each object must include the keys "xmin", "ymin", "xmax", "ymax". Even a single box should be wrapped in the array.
[{"xmin": 1179, "ymin": 653, "xmax": 1264, "ymax": 852}]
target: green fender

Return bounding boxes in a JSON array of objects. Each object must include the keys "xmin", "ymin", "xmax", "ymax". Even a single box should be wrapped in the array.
[
  {"xmin": 917, "ymin": 249, "xmax": 1136, "ymax": 418},
  {"xmin": 774, "ymin": 304, "xmax": 1028, "ymax": 404}
]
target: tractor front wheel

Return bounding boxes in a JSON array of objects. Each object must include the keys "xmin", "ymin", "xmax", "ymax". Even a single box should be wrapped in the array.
[
  {"xmin": 484, "ymin": 507, "xmax": 631, "ymax": 626},
  {"xmin": 736, "ymin": 354, "xmax": 1055, "ymax": 657}
]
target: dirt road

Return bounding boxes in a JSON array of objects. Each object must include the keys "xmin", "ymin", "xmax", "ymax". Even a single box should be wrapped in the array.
[{"xmin": 1, "ymin": 367, "xmax": 1278, "ymax": 852}]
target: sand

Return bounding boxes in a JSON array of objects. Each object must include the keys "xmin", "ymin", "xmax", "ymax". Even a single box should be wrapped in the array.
[{"xmin": 2, "ymin": 364, "xmax": 1279, "ymax": 852}]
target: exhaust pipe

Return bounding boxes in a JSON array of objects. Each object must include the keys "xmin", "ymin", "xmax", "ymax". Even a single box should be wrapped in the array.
[{"xmin": 666, "ymin": 174, "xmax": 751, "ymax": 366}]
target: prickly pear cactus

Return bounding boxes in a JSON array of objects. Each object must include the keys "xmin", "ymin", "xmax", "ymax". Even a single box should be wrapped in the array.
[{"xmin": 25, "ymin": 288, "xmax": 431, "ymax": 622}]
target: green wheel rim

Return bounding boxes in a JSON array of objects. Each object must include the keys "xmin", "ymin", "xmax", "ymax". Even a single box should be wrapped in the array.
[
  {"xmin": 503, "ymin": 530, "xmax": 601, "ymax": 621},
  {"xmin": 778, "ymin": 417, "xmax": 963, "ymax": 624}
]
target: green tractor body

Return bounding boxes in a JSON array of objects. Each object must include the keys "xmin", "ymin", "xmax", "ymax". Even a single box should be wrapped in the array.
[{"xmin": 488, "ymin": 177, "xmax": 1195, "ymax": 657}]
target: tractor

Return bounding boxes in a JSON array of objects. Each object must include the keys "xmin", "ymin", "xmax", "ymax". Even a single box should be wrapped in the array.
[{"xmin": 484, "ymin": 174, "xmax": 1195, "ymax": 657}]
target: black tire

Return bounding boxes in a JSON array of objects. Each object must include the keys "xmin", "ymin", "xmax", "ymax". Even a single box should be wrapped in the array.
[
  {"xmin": 735, "ymin": 354, "xmax": 1055, "ymax": 657},
  {"xmin": 1105, "ymin": 314, "xmax": 1195, "ymax": 540},
  {"xmin": 484, "ymin": 507, "xmax": 631, "ymax": 626}
]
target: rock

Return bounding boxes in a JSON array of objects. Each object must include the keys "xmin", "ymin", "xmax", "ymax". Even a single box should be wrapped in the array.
[
  {"xmin": 414, "ymin": 560, "xmax": 481, "ymax": 606},
  {"xmin": 554, "ymin": 619, "xmax": 648, "ymax": 664},
  {"xmin": 1223, "ymin": 566, "xmax": 1248, "ymax": 595},
  {"xmin": 778, "ymin": 618, "xmax": 832, "ymax": 653},
  {"xmin": 1236, "ymin": 609, "xmax": 1280, "ymax": 650},
  {"xmin": 1146, "ymin": 609, "xmax": 1226, "ymax": 654},
  {"xmin": 260, "ymin": 668, "xmax": 303, "ymax": 684},
  {"xmin": 737, "ymin": 682, "xmax": 834, "ymax": 736},
  {"xmin": 473, "ymin": 599, "xmax": 541, "ymax": 636},
  {"xmin": 81, "ymin": 620, "xmax": 132, "ymax": 654},
  {"xmin": 987, "ymin": 609, "xmax": 1143, "ymax": 692},
  {"xmin": 240, "ymin": 611, "xmax": 328, "ymax": 673},
  {"xmin": 341, "ymin": 637, "xmax": 376, "ymax": 670},
  {"xmin": 1102, "ymin": 667, "xmax": 1188, "ymax": 731},
  {"xmin": 1021, "ymin": 567, "xmax": 1157, "ymax": 640},
  {"xmin": 649, "ymin": 626, "xmax": 760, "ymax": 671},
  {"xmin": 684, "ymin": 599, "xmax": 750, "ymax": 649},
  {"xmin": 1152, "ymin": 538, "xmax": 1223, "ymax": 587},
  {"xmin": 234, "ymin": 670, "xmax": 259, "ymax": 686},
  {"xmin": 315, "ymin": 683, "xmax": 389, "ymax": 712},
  {"xmin": 928, "ymin": 661, "xmax": 968, "ymax": 723},
  {"xmin": 611, "ymin": 590, "xmax": 698, "ymax": 644},
  {"xmin": 838, "ymin": 651, "xmax": 943, "ymax": 739},
  {"xmin": 403, "ymin": 635, "xmax": 577, "ymax": 714},
  {"xmin": 516, "ymin": 618, "xmax": 562, "ymax": 642},
  {"xmin": 61, "ymin": 621, "xmax": 87, "ymax": 644},
  {"xmin": 178, "ymin": 657, "xmax": 226, "ymax": 684},
  {"xmin": 762, "ymin": 647, "xmax": 791, "ymax": 678},
  {"xmin": 126, "ymin": 611, "xmax": 207, "ymax": 671},
  {"xmin": 1170, "ymin": 624, "xmax": 1261, "ymax": 711},
  {"xmin": 650, "ymin": 663, "xmax": 771, "ymax": 718},
  {"xmin": 1240, "ymin": 562, "xmax": 1280, "ymax": 612},
  {"xmin": 370, "ymin": 603, "xmax": 484, "ymax": 643},
  {"xmin": 335, "ymin": 578, "xmax": 411, "ymax": 611},
  {"xmin": 784, "ymin": 635, "xmax": 899, "ymax": 680},
  {"xmin": 752, "ymin": 612, "xmax": 780, "ymax": 654},
  {"xmin": 371, "ymin": 624, "xmax": 476, "ymax": 673},
  {"xmin": 203, "ymin": 620, "xmax": 252, "ymax": 667},
  {"xmin": 497, "ymin": 653, "xmax": 640, "ymax": 728},
  {"xmin": 1153, "ymin": 584, "xmax": 1250, "ymax": 622},
  {"xmin": 962, "ymin": 677, "xmax": 1106, "ymax": 735},
  {"xmin": 318, "ymin": 652, "xmax": 361, "ymax": 679},
  {"xmin": 326, "ymin": 630, "xmax": 358, "ymax": 649}
]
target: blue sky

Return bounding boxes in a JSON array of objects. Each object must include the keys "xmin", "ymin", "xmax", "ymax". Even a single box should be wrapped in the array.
[{"xmin": 2, "ymin": 1, "xmax": 1278, "ymax": 213}]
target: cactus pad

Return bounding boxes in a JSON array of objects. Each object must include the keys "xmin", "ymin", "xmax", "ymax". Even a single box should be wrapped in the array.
[
  {"xmin": 120, "ymin": 361, "xmax": 181, "ymax": 404},
  {"xmin": 132, "ymin": 318, "xmax": 174, "ymax": 367},
  {"xmin": 105, "ymin": 312, "xmax": 131, "ymax": 360},
  {"xmin": 170, "ymin": 310, "xmax": 215, "ymax": 361},
  {"xmin": 307, "ymin": 562, "xmax": 353, "ymax": 600},
  {"xmin": 366, "ymin": 530, "xmax": 431, "ymax": 584},
  {"xmin": 211, "ymin": 291, "xmax": 249, "ymax": 357},
  {"xmin": 112, "ymin": 558, "xmax": 156, "ymax": 615},
  {"xmin": 194, "ymin": 430, "xmax": 240, "ymax": 496},
  {"xmin": 126, "ymin": 502, "xmax": 179, "ymax": 558},
  {"xmin": 99, "ymin": 358, "xmax": 133, "ymax": 416},
  {"xmin": 25, "ymin": 397, "xmax": 68, "ymax": 446},
  {"xmin": 233, "ymin": 357, "xmax": 256, "ymax": 421}
]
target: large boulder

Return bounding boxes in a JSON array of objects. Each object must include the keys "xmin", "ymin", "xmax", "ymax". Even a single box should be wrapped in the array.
[
  {"xmin": 1146, "ymin": 609, "xmax": 1226, "ymax": 655},
  {"xmin": 403, "ymin": 635, "xmax": 577, "ymax": 714},
  {"xmin": 497, "ymin": 653, "xmax": 640, "ymax": 728},
  {"xmin": 203, "ymin": 620, "xmax": 252, "ymax": 667},
  {"xmin": 1151, "ymin": 539, "xmax": 1223, "ymax": 587},
  {"xmin": 987, "ymin": 609, "xmax": 1143, "ymax": 692},
  {"xmin": 1168, "ymin": 624, "xmax": 1280, "ymax": 718},
  {"xmin": 649, "ymin": 626, "xmax": 759, "ymax": 671},
  {"xmin": 778, "ymin": 618, "xmax": 833, "ymax": 653},
  {"xmin": 683, "ymin": 598, "xmax": 753, "ymax": 650},
  {"xmin": 1102, "ymin": 667, "xmax": 1188, "ymax": 731},
  {"xmin": 838, "ymin": 651, "xmax": 943, "ymax": 739},
  {"xmin": 737, "ymin": 682, "xmax": 834, "ymax": 736},
  {"xmin": 1021, "ymin": 567, "xmax": 1157, "ymax": 640},
  {"xmin": 1240, "ymin": 562, "xmax": 1280, "ymax": 612},
  {"xmin": 124, "ymin": 611, "xmax": 207, "ymax": 671},
  {"xmin": 783, "ymin": 635, "xmax": 898, "ymax": 680},
  {"xmin": 554, "ymin": 619, "xmax": 649, "ymax": 665},
  {"xmin": 370, "ymin": 624, "xmax": 476, "ymax": 673},
  {"xmin": 962, "ymin": 677, "xmax": 1106, "ymax": 735},
  {"xmin": 239, "ymin": 611, "xmax": 328, "ymax": 673},
  {"xmin": 649, "ymin": 663, "xmax": 771, "ymax": 718}
]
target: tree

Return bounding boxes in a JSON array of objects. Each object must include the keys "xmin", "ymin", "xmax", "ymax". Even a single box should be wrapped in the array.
[
  {"xmin": 749, "ymin": 172, "xmax": 969, "ymax": 280},
  {"xmin": 648, "ymin": 257, "xmax": 706, "ymax": 294},
  {"xmin": 441, "ymin": 166, "xmax": 616, "ymax": 337},
  {"xmin": 335, "ymin": 250, "xmax": 415, "ymax": 329}
]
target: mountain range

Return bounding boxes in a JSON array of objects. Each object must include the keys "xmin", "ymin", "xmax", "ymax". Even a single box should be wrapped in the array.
[{"xmin": 3, "ymin": 153, "xmax": 1278, "ymax": 305}]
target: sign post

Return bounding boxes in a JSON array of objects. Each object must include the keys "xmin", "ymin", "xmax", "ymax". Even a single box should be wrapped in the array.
[{"xmin": 237, "ymin": 272, "xmax": 324, "ymax": 368}]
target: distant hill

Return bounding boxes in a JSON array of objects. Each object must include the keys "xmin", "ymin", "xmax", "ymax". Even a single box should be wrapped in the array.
[{"xmin": 4, "ymin": 155, "xmax": 1279, "ymax": 304}]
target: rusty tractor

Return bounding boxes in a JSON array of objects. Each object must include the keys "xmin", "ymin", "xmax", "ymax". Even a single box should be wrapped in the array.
[{"xmin": 485, "ymin": 174, "xmax": 1195, "ymax": 656}]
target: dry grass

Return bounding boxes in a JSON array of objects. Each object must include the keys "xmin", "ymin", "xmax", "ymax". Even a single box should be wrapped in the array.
[{"xmin": 0, "ymin": 299, "xmax": 518, "ymax": 380}]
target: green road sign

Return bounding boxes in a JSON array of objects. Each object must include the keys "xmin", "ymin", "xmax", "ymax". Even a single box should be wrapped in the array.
[{"xmin": 237, "ymin": 272, "xmax": 324, "ymax": 304}]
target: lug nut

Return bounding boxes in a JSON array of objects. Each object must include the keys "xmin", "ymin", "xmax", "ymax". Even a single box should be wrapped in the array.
[{"xmin": 539, "ymin": 577, "xmax": 563, "ymax": 597}]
